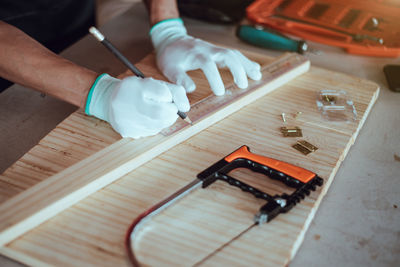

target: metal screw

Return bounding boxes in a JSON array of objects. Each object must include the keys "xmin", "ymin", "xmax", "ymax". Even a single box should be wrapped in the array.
[
  {"xmin": 281, "ymin": 113, "xmax": 286, "ymax": 123},
  {"xmin": 294, "ymin": 111, "xmax": 302, "ymax": 119},
  {"xmin": 371, "ymin": 17, "xmax": 379, "ymax": 28},
  {"xmin": 275, "ymin": 198, "xmax": 287, "ymax": 208}
]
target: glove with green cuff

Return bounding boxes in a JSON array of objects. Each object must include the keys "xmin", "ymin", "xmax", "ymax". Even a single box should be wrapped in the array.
[
  {"xmin": 150, "ymin": 18, "xmax": 262, "ymax": 96},
  {"xmin": 85, "ymin": 74, "xmax": 190, "ymax": 138}
]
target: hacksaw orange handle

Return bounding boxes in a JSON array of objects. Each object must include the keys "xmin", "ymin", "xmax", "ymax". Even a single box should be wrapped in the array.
[{"xmin": 224, "ymin": 146, "xmax": 315, "ymax": 183}]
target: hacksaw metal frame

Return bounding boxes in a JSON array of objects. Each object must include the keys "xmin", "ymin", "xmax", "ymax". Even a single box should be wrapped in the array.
[{"xmin": 126, "ymin": 145, "xmax": 323, "ymax": 266}]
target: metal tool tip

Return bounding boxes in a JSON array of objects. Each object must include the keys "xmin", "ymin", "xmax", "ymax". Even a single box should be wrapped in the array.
[{"xmin": 309, "ymin": 48, "xmax": 323, "ymax": 55}]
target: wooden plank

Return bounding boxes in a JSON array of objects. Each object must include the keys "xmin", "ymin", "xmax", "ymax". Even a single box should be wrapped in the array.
[
  {"xmin": 0, "ymin": 53, "xmax": 309, "ymax": 247},
  {"xmin": 129, "ymin": 71, "xmax": 379, "ymax": 266},
  {"xmin": 0, "ymin": 51, "xmax": 379, "ymax": 266}
]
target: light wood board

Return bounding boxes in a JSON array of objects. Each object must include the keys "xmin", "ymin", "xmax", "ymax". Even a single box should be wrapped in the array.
[
  {"xmin": 0, "ymin": 51, "xmax": 379, "ymax": 266},
  {"xmin": 0, "ymin": 53, "xmax": 308, "ymax": 247}
]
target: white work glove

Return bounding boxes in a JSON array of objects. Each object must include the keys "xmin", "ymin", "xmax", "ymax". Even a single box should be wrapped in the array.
[
  {"xmin": 150, "ymin": 18, "xmax": 262, "ymax": 96},
  {"xmin": 85, "ymin": 74, "xmax": 190, "ymax": 138}
]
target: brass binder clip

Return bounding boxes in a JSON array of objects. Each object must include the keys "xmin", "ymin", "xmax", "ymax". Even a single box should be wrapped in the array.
[{"xmin": 280, "ymin": 126, "xmax": 303, "ymax": 137}]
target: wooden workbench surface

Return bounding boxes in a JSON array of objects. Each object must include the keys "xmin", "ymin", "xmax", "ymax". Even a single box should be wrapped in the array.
[
  {"xmin": 0, "ymin": 44, "xmax": 379, "ymax": 266},
  {"xmin": 2, "ymin": 4, "xmax": 400, "ymax": 267}
]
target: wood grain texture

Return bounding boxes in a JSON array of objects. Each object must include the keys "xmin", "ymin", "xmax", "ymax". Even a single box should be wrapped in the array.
[
  {"xmin": 0, "ymin": 53, "xmax": 308, "ymax": 247},
  {"xmin": 0, "ymin": 50, "xmax": 379, "ymax": 266}
]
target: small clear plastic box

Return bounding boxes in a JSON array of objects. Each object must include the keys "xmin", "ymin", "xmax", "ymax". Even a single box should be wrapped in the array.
[{"xmin": 316, "ymin": 90, "xmax": 357, "ymax": 122}]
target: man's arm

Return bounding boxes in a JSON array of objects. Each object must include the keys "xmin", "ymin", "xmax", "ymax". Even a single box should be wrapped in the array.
[
  {"xmin": 143, "ymin": 0, "xmax": 179, "ymax": 26},
  {"xmin": 0, "ymin": 21, "xmax": 98, "ymax": 108},
  {"xmin": 0, "ymin": 20, "xmax": 190, "ymax": 139}
]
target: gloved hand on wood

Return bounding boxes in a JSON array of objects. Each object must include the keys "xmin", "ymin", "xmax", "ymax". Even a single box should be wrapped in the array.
[
  {"xmin": 85, "ymin": 74, "xmax": 190, "ymax": 138},
  {"xmin": 150, "ymin": 18, "xmax": 262, "ymax": 96}
]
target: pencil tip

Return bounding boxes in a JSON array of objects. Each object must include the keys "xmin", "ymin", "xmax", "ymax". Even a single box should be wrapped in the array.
[{"xmin": 184, "ymin": 116, "xmax": 193, "ymax": 125}]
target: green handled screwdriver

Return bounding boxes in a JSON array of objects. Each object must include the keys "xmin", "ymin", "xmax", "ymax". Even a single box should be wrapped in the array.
[{"xmin": 236, "ymin": 24, "xmax": 321, "ymax": 55}]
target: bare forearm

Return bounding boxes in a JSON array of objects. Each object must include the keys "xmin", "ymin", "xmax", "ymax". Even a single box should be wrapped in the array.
[
  {"xmin": 144, "ymin": 0, "xmax": 179, "ymax": 26},
  {"xmin": 0, "ymin": 21, "xmax": 98, "ymax": 108}
]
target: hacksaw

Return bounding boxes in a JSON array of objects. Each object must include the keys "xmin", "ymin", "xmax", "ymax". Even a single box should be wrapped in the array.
[{"xmin": 126, "ymin": 145, "xmax": 323, "ymax": 266}]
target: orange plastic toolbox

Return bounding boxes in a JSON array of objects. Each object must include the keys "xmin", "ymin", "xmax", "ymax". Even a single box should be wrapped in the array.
[{"xmin": 246, "ymin": 0, "xmax": 400, "ymax": 57}]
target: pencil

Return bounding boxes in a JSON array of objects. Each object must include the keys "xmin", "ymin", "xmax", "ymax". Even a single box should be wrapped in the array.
[{"xmin": 89, "ymin": 26, "xmax": 192, "ymax": 125}]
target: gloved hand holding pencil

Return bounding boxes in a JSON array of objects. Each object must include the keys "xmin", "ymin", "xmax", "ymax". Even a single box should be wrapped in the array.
[{"xmin": 85, "ymin": 74, "xmax": 190, "ymax": 139}]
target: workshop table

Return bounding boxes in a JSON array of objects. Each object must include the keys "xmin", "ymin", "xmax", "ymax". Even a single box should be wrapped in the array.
[{"xmin": 0, "ymin": 3, "xmax": 399, "ymax": 266}]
